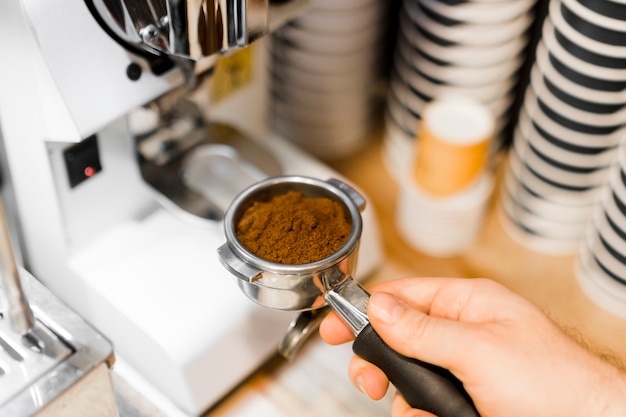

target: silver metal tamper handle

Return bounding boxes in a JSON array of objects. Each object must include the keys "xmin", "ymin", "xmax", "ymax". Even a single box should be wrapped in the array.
[{"xmin": 0, "ymin": 196, "xmax": 35, "ymax": 336}]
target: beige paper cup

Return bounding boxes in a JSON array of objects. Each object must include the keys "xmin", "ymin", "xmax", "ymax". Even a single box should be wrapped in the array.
[{"xmin": 412, "ymin": 96, "xmax": 495, "ymax": 196}]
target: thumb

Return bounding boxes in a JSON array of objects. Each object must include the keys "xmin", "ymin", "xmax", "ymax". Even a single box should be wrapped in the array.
[{"xmin": 367, "ymin": 291, "xmax": 473, "ymax": 373}]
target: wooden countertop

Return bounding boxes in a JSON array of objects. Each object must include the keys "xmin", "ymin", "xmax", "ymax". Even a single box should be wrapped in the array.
[{"xmin": 206, "ymin": 132, "xmax": 626, "ymax": 417}]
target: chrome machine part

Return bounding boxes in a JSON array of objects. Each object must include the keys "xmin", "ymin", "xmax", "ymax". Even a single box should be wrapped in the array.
[
  {"xmin": 0, "ymin": 172, "xmax": 115, "ymax": 415},
  {"xmin": 217, "ymin": 176, "xmax": 366, "ymax": 311},
  {"xmin": 0, "ymin": 197, "xmax": 35, "ymax": 336},
  {"xmin": 276, "ymin": 279, "xmax": 370, "ymax": 360},
  {"xmin": 0, "ymin": 266, "xmax": 116, "ymax": 417},
  {"xmin": 218, "ymin": 176, "xmax": 367, "ymax": 357},
  {"xmin": 88, "ymin": 0, "xmax": 269, "ymax": 82},
  {"xmin": 132, "ymin": 100, "xmax": 283, "ymax": 223},
  {"xmin": 278, "ymin": 306, "xmax": 329, "ymax": 361},
  {"xmin": 324, "ymin": 278, "xmax": 370, "ymax": 336}
]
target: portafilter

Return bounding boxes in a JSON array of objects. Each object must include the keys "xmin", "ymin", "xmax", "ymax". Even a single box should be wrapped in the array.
[{"xmin": 217, "ymin": 175, "xmax": 479, "ymax": 417}]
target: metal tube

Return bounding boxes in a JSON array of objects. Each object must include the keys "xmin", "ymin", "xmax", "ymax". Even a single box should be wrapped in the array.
[{"xmin": 0, "ymin": 198, "xmax": 35, "ymax": 335}]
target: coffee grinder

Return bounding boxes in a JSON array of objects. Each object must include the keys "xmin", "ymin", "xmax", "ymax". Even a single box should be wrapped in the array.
[{"xmin": 0, "ymin": 0, "xmax": 383, "ymax": 415}]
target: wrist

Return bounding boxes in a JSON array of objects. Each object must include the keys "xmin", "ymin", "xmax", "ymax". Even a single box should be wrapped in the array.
[
  {"xmin": 608, "ymin": 369, "xmax": 626, "ymax": 415},
  {"xmin": 592, "ymin": 364, "xmax": 626, "ymax": 417}
]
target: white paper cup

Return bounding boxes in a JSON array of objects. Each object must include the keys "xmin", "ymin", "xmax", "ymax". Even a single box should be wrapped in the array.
[
  {"xmin": 534, "ymin": 40, "xmax": 626, "ymax": 104},
  {"xmin": 610, "ymin": 147, "xmax": 626, "ymax": 202},
  {"xmin": 512, "ymin": 128, "xmax": 612, "ymax": 189},
  {"xmin": 518, "ymin": 107, "xmax": 620, "ymax": 167},
  {"xmin": 572, "ymin": 0, "xmax": 626, "ymax": 22},
  {"xmin": 500, "ymin": 184, "xmax": 587, "ymax": 239},
  {"xmin": 523, "ymin": 87, "xmax": 626, "ymax": 149},
  {"xmin": 586, "ymin": 225, "xmax": 626, "ymax": 281},
  {"xmin": 386, "ymin": 86, "xmax": 422, "ymax": 134},
  {"xmin": 530, "ymin": 57, "xmax": 626, "ymax": 127},
  {"xmin": 390, "ymin": 73, "xmax": 429, "ymax": 117},
  {"xmin": 270, "ymin": 89, "xmax": 374, "ymax": 123},
  {"xmin": 616, "ymin": 140, "xmax": 626, "ymax": 173},
  {"xmin": 396, "ymin": 35, "xmax": 526, "ymax": 86},
  {"xmin": 543, "ymin": 18, "xmax": 626, "ymax": 81},
  {"xmin": 391, "ymin": 72, "xmax": 514, "ymax": 126},
  {"xmin": 507, "ymin": 143, "xmax": 604, "ymax": 206},
  {"xmin": 418, "ymin": 0, "xmax": 536, "ymax": 25},
  {"xmin": 270, "ymin": 58, "xmax": 379, "ymax": 91},
  {"xmin": 503, "ymin": 165, "xmax": 595, "ymax": 222},
  {"xmin": 273, "ymin": 21, "xmax": 385, "ymax": 55},
  {"xmin": 404, "ymin": 0, "xmax": 535, "ymax": 45},
  {"xmin": 551, "ymin": 23, "xmax": 626, "ymax": 73},
  {"xmin": 394, "ymin": 51, "xmax": 518, "ymax": 102},
  {"xmin": 270, "ymin": 78, "xmax": 373, "ymax": 108},
  {"xmin": 292, "ymin": 1, "xmax": 388, "ymax": 33},
  {"xmin": 541, "ymin": 31, "xmax": 626, "ymax": 95},
  {"xmin": 313, "ymin": 0, "xmax": 380, "ymax": 12},
  {"xmin": 517, "ymin": 106, "xmax": 619, "ymax": 168},
  {"xmin": 497, "ymin": 189, "xmax": 583, "ymax": 255},
  {"xmin": 383, "ymin": 111, "xmax": 417, "ymax": 180},
  {"xmin": 271, "ymin": 111, "xmax": 373, "ymax": 141},
  {"xmin": 576, "ymin": 244, "xmax": 626, "ymax": 319},
  {"xmin": 270, "ymin": 40, "xmax": 381, "ymax": 74},
  {"xmin": 398, "ymin": 11, "xmax": 530, "ymax": 66},
  {"xmin": 593, "ymin": 203, "xmax": 626, "ymax": 261},
  {"xmin": 527, "ymin": 84, "xmax": 624, "ymax": 137},
  {"xmin": 531, "ymin": 58, "xmax": 626, "ymax": 117},
  {"xmin": 601, "ymin": 182, "xmax": 626, "ymax": 231},
  {"xmin": 559, "ymin": 0, "xmax": 626, "ymax": 48},
  {"xmin": 550, "ymin": 0, "xmax": 626, "ymax": 58},
  {"xmin": 396, "ymin": 172, "xmax": 494, "ymax": 256}
]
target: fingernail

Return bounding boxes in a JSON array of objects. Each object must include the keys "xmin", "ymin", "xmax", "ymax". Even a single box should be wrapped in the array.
[
  {"xmin": 355, "ymin": 374, "xmax": 366, "ymax": 394},
  {"xmin": 369, "ymin": 292, "xmax": 405, "ymax": 324}
]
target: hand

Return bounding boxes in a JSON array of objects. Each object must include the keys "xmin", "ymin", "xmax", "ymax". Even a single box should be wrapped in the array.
[{"xmin": 320, "ymin": 277, "xmax": 626, "ymax": 417}]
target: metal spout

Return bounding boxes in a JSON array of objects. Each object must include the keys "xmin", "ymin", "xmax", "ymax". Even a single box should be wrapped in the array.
[
  {"xmin": 278, "ymin": 307, "xmax": 329, "ymax": 361},
  {"xmin": 324, "ymin": 278, "xmax": 370, "ymax": 336},
  {"xmin": 0, "ymin": 198, "xmax": 35, "ymax": 336}
]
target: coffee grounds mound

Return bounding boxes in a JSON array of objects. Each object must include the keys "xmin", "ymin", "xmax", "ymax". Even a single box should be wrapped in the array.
[{"xmin": 236, "ymin": 190, "xmax": 351, "ymax": 264}]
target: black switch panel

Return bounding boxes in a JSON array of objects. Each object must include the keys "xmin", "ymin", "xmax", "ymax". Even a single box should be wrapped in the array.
[{"xmin": 64, "ymin": 135, "xmax": 102, "ymax": 188}]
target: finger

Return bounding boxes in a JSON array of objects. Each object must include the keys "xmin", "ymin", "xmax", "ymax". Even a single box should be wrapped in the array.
[
  {"xmin": 391, "ymin": 393, "xmax": 437, "ymax": 417},
  {"xmin": 367, "ymin": 277, "xmax": 515, "ymax": 322},
  {"xmin": 367, "ymin": 290, "xmax": 476, "ymax": 372},
  {"xmin": 318, "ymin": 277, "xmax": 472, "ymax": 344},
  {"xmin": 348, "ymin": 355, "xmax": 390, "ymax": 401},
  {"xmin": 319, "ymin": 310, "xmax": 355, "ymax": 345}
]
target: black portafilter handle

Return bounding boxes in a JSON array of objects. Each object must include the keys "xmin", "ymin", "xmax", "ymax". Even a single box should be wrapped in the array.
[{"xmin": 352, "ymin": 324, "xmax": 480, "ymax": 417}]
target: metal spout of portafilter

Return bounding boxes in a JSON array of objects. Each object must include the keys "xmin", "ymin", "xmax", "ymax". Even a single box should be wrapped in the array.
[{"xmin": 0, "ymin": 192, "xmax": 35, "ymax": 337}]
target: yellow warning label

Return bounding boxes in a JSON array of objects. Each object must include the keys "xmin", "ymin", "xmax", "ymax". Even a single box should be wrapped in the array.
[{"xmin": 210, "ymin": 46, "xmax": 254, "ymax": 104}]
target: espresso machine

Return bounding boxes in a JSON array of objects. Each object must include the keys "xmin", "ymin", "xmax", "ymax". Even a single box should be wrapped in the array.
[{"xmin": 0, "ymin": 0, "xmax": 382, "ymax": 415}]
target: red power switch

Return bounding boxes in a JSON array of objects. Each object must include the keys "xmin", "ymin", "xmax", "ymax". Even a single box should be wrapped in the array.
[{"xmin": 63, "ymin": 135, "xmax": 102, "ymax": 188}]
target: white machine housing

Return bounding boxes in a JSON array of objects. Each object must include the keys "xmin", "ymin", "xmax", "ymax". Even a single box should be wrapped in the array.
[{"xmin": 0, "ymin": 0, "xmax": 383, "ymax": 415}]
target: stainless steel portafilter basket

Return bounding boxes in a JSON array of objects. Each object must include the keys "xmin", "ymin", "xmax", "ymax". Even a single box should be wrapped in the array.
[
  {"xmin": 218, "ymin": 175, "xmax": 364, "ymax": 311},
  {"xmin": 217, "ymin": 176, "xmax": 479, "ymax": 417}
]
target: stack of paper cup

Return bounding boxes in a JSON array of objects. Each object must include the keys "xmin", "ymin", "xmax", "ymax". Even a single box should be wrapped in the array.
[
  {"xmin": 267, "ymin": 0, "xmax": 391, "ymax": 160},
  {"xmin": 576, "ymin": 142, "xmax": 626, "ymax": 318},
  {"xmin": 498, "ymin": 0, "xmax": 626, "ymax": 256},
  {"xmin": 396, "ymin": 96, "xmax": 495, "ymax": 257},
  {"xmin": 383, "ymin": 0, "xmax": 536, "ymax": 179}
]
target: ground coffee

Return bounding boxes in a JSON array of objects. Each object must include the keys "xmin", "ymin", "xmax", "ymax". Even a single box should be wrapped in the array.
[{"xmin": 235, "ymin": 191, "xmax": 351, "ymax": 264}]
